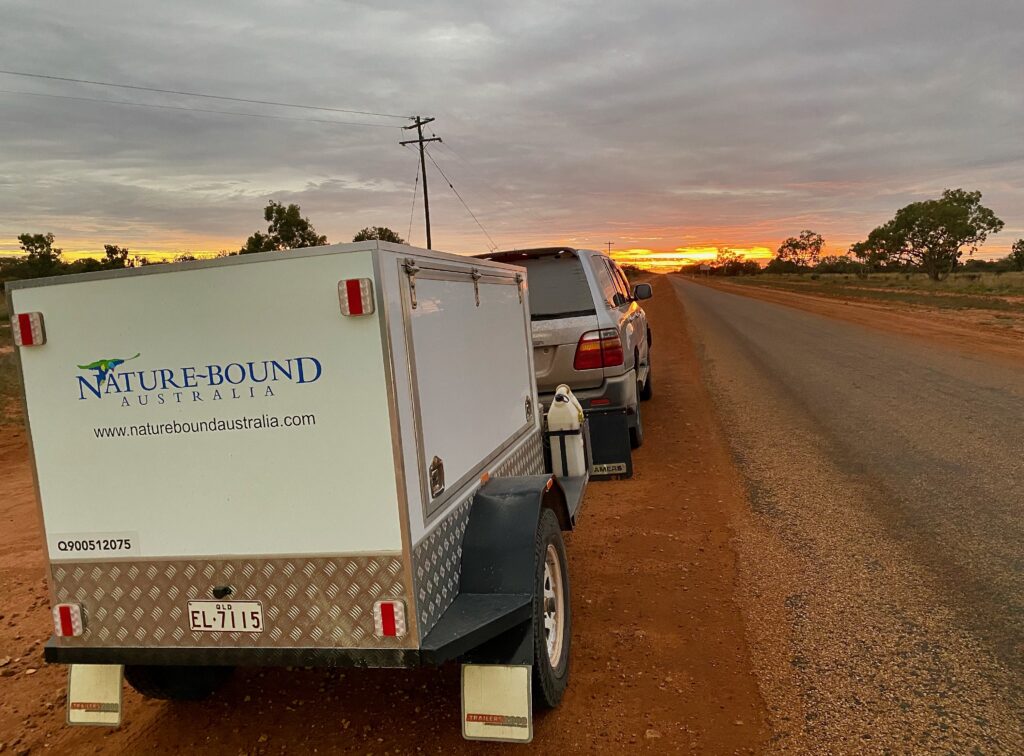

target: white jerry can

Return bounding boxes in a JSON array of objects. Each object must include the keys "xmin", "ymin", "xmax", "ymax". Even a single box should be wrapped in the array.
[{"xmin": 547, "ymin": 384, "xmax": 587, "ymax": 478}]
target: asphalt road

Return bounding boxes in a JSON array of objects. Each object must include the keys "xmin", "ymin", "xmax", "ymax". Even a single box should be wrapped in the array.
[{"xmin": 671, "ymin": 277, "xmax": 1024, "ymax": 753}]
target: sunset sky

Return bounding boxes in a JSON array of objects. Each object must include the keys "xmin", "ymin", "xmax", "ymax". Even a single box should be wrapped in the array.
[{"xmin": 1, "ymin": 1, "xmax": 1021, "ymax": 269}]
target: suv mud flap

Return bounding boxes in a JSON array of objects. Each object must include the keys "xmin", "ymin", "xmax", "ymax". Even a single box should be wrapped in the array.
[{"xmin": 586, "ymin": 408, "xmax": 633, "ymax": 479}]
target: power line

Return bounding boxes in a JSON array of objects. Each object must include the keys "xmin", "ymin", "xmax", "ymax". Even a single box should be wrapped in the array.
[
  {"xmin": 424, "ymin": 148, "xmax": 498, "ymax": 252},
  {"xmin": 433, "ymin": 140, "xmax": 527, "ymax": 220},
  {"xmin": 0, "ymin": 88, "xmax": 401, "ymax": 128},
  {"xmin": 407, "ymin": 156, "xmax": 421, "ymax": 245},
  {"xmin": 0, "ymin": 69, "xmax": 412, "ymax": 120}
]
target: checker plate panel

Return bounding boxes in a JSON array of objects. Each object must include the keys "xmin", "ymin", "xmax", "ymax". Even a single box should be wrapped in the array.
[{"xmin": 50, "ymin": 554, "xmax": 415, "ymax": 649}]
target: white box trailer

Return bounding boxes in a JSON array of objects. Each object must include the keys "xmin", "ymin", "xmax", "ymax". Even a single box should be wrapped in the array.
[{"xmin": 7, "ymin": 241, "xmax": 587, "ymax": 741}]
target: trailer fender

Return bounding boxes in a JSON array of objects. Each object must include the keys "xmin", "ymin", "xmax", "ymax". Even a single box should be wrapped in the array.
[{"xmin": 460, "ymin": 475, "xmax": 566, "ymax": 595}]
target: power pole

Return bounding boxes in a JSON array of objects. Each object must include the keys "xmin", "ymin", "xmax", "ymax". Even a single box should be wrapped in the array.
[
  {"xmin": 606, "ymin": 241, "xmax": 614, "ymax": 254},
  {"xmin": 400, "ymin": 116, "xmax": 442, "ymax": 249}
]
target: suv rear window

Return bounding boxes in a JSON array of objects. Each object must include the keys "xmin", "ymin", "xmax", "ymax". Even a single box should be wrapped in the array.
[{"xmin": 520, "ymin": 256, "xmax": 596, "ymax": 320}]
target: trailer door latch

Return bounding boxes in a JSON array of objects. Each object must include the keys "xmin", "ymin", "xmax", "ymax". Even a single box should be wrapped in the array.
[
  {"xmin": 403, "ymin": 259, "xmax": 421, "ymax": 309},
  {"xmin": 429, "ymin": 455, "xmax": 445, "ymax": 498},
  {"xmin": 471, "ymin": 268, "xmax": 482, "ymax": 307}
]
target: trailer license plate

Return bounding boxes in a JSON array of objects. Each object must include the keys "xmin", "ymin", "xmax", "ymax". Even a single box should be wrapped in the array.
[{"xmin": 187, "ymin": 601, "xmax": 264, "ymax": 633}]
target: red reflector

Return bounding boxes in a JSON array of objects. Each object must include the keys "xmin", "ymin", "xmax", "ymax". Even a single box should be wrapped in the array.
[
  {"xmin": 380, "ymin": 603, "xmax": 397, "ymax": 636},
  {"xmin": 345, "ymin": 279, "xmax": 364, "ymax": 315},
  {"xmin": 373, "ymin": 599, "xmax": 407, "ymax": 638},
  {"xmin": 13, "ymin": 312, "xmax": 45, "ymax": 346},
  {"xmin": 338, "ymin": 278, "xmax": 374, "ymax": 317},
  {"xmin": 591, "ymin": 398, "xmax": 611, "ymax": 406},
  {"xmin": 573, "ymin": 329, "xmax": 623, "ymax": 371},
  {"xmin": 52, "ymin": 603, "xmax": 83, "ymax": 637},
  {"xmin": 58, "ymin": 605, "xmax": 74, "ymax": 636}
]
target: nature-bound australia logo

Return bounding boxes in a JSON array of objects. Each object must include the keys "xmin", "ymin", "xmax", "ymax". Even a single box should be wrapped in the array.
[
  {"xmin": 75, "ymin": 352, "xmax": 322, "ymax": 408},
  {"xmin": 77, "ymin": 353, "xmax": 141, "ymax": 387}
]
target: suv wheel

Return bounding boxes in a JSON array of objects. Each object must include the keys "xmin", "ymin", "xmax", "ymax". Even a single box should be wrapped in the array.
[
  {"xmin": 639, "ymin": 366, "xmax": 653, "ymax": 401},
  {"xmin": 629, "ymin": 390, "xmax": 645, "ymax": 449}
]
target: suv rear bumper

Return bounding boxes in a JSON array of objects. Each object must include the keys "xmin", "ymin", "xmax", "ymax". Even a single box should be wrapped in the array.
[{"xmin": 540, "ymin": 370, "xmax": 637, "ymax": 417}]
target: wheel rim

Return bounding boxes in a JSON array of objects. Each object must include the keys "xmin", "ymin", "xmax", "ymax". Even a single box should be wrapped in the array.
[{"xmin": 542, "ymin": 543, "xmax": 566, "ymax": 667}]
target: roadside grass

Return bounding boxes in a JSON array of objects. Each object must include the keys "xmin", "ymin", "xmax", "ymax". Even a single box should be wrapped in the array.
[
  {"xmin": 724, "ymin": 272, "xmax": 1024, "ymax": 313},
  {"xmin": 0, "ymin": 295, "xmax": 22, "ymax": 425}
]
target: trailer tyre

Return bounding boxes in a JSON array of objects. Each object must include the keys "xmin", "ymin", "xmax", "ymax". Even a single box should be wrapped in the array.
[
  {"xmin": 124, "ymin": 665, "xmax": 233, "ymax": 701},
  {"xmin": 532, "ymin": 508, "xmax": 571, "ymax": 709}
]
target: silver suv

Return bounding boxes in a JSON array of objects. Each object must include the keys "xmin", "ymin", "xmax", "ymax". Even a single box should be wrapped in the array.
[{"xmin": 478, "ymin": 247, "xmax": 652, "ymax": 447}]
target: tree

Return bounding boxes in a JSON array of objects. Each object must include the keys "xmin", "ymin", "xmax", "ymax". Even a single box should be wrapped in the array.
[
  {"xmin": 814, "ymin": 255, "xmax": 868, "ymax": 275},
  {"xmin": 17, "ymin": 233, "xmax": 65, "ymax": 277},
  {"xmin": 103, "ymin": 244, "xmax": 131, "ymax": 269},
  {"xmin": 353, "ymin": 226, "xmax": 405, "ymax": 244},
  {"xmin": 714, "ymin": 247, "xmax": 739, "ymax": 267},
  {"xmin": 776, "ymin": 230, "xmax": 824, "ymax": 268},
  {"xmin": 19, "ymin": 232, "xmax": 61, "ymax": 262},
  {"xmin": 851, "ymin": 189, "xmax": 1004, "ymax": 281},
  {"xmin": 850, "ymin": 222, "xmax": 904, "ymax": 271},
  {"xmin": 1008, "ymin": 239, "xmax": 1024, "ymax": 272},
  {"xmin": 710, "ymin": 248, "xmax": 760, "ymax": 276},
  {"xmin": 239, "ymin": 201, "xmax": 327, "ymax": 254},
  {"xmin": 763, "ymin": 257, "xmax": 804, "ymax": 274}
]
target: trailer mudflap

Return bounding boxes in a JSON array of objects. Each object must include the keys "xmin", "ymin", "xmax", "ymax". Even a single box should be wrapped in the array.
[
  {"xmin": 66, "ymin": 664, "xmax": 123, "ymax": 727},
  {"xmin": 461, "ymin": 664, "xmax": 533, "ymax": 743}
]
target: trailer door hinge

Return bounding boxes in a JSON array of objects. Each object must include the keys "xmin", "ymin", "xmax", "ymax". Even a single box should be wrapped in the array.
[
  {"xmin": 514, "ymin": 273, "xmax": 524, "ymax": 303},
  {"xmin": 471, "ymin": 268, "xmax": 482, "ymax": 307},
  {"xmin": 429, "ymin": 455, "xmax": 445, "ymax": 498},
  {"xmin": 403, "ymin": 259, "xmax": 421, "ymax": 309}
]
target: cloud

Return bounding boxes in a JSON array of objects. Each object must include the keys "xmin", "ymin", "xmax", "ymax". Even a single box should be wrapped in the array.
[{"xmin": 0, "ymin": 0, "xmax": 1021, "ymax": 258}]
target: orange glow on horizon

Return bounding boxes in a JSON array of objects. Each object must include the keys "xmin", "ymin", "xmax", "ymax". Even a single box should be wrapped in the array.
[{"xmin": 611, "ymin": 246, "xmax": 774, "ymax": 271}]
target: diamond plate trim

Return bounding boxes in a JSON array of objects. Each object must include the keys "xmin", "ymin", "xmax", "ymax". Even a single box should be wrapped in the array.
[
  {"xmin": 50, "ymin": 555, "xmax": 415, "ymax": 650},
  {"xmin": 493, "ymin": 431, "xmax": 545, "ymax": 479},
  {"xmin": 412, "ymin": 432, "xmax": 545, "ymax": 637}
]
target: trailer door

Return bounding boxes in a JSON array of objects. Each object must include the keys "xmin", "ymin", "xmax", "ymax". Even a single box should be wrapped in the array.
[{"xmin": 402, "ymin": 263, "xmax": 535, "ymax": 520}]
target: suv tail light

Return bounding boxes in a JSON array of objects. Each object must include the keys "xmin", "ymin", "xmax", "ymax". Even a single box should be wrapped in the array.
[{"xmin": 573, "ymin": 329, "xmax": 624, "ymax": 370}]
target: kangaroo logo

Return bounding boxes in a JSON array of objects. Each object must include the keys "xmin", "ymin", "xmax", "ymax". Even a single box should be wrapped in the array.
[{"xmin": 77, "ymin": 353, "xmax": 141, "ymax": 386}]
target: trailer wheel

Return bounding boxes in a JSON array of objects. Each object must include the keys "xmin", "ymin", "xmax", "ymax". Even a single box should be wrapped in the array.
[
  {"xmin": 124, "ymin": 665, "xmax": 233, "ymax": 701},
  {"xmin": 532, "ymin": 508, "xmax": 571, "ymax": 709}
]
